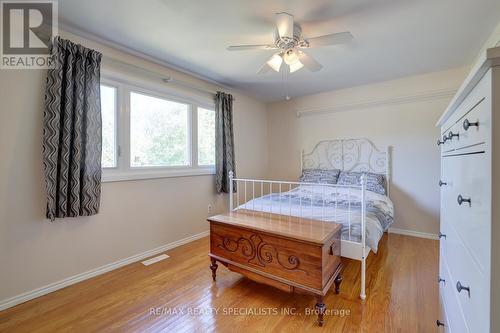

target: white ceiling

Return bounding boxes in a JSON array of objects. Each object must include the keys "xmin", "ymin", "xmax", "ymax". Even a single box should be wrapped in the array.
[{"xmin": 59, "ymin": 0, "xmax": 500, "ymax": 102}]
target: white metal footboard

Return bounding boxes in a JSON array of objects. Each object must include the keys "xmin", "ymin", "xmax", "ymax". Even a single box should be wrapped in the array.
[{"xmin": 228, "ymin": 171, "xmax": 368, "ymax": 300}]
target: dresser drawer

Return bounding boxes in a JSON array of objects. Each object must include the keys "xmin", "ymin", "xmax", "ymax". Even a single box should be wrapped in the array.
[
  {"xmin": 440, "ymin": 257, "xmax": 469, "ymax": 333},
  {"xmin": 442, "ymin": 96, "xmax": 489, "ymax": 154},
  {"xmin": 440, "ymin": 69, "xmax": 491, "ymax": 153},
  {"xmin": 443, "ymin": 220, "xmax": 490, "ymax": 333},
  {"xmin": 440, "ymin": 153, "xmax": 491, "ymax": 273},
  {"xmin": 448, "ymin": 96, "xmax": 490, "ymax": 153},
  {"xmin": 439, "ymin": 291, "xmax": 451, "ymax": 333}
]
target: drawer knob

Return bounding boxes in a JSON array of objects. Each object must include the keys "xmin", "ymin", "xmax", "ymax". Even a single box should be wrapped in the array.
[
  {"xmin": 439, "ymin": 180, "xmax": 447, "ymax": 187},
  {"xmin": 437, "ymin": 139, "xmax": 444, "ymax": 146},
  {"xmin": 436, "ymin": 320, "xmax": 446, "ymax": 327},
  {"xmin": 456, "ymin": 281, "xmax": 470, "ymax": 296},
  {"xmin": 442, "ymin": 134, "xmax": 448, "ymax": 142},
  {"xmin": 448, "ymin": 131, "xmax": 459, "ymax": 140},
  {"xmin": 438, "ymin": 276, "xmax": 445, "ymax": 283},
  {"xmin": 457, "ymin": 194, "xmax": 471, "ymax": 206},
  {"xmin": 463, "ymin": 119, "xmax": 479, "ymax": 131},
  {"xmin": 438, "ymin": 232, "xmax": 446, "ymax": 239}
]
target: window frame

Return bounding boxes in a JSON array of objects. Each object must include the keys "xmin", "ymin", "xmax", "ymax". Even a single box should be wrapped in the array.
[
  {"xmin": 100, "ymin": 77, "xmax": 216, "ymax": 183},
  {"xmin": 196, "ymin": 106, "xmax": 216, "ymax": 167},
  {"xmin": 100, "ymin": 82, "xmax": 119, "ymax": 169},
  {"xmin": 128, "ymin": 89, "xmax": 192, "ymax": 169}
]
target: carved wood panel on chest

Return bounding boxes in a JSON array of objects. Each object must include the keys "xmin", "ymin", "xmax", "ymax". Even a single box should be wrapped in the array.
[{"xmin": 210, "ymin": 223, "xmax": 333, "ymax": 289}]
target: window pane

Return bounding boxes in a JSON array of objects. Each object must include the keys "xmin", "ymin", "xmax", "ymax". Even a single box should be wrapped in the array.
[
  {"xmin": 130, "ymin": 92, "xmax": 189, "ymax": 167},
  {"xmin": 197, "ymin": 107, "xmax": 215, "ymax": 166},
  {"xmin": 101, "ymin": 85, "xmax": 117, "ymax": 168}
]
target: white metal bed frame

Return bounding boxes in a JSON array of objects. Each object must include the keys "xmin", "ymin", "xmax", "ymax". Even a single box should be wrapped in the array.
[{"xmin": 228, "ymin": 138, "xmax": 390, "ymax": 300}]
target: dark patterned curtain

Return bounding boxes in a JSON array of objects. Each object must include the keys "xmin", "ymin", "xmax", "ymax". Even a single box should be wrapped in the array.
[
  {"xmin": 215, "ymin": 92, "xmax": 236, "ymax": 193},
  {"xmin": 43, "ymin": 36, "xmax": 103, "ymax": 221}
]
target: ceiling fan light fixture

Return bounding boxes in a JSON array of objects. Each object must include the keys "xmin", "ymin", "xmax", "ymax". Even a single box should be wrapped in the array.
[
  {"xmin": 283, "ymin": 48, "xmax": 299, "ymax": 65},
  {"xmin": 289, "ymin": 60, "xmax": 304, "ymax": 73},
  {"xmin": 267, "ymin": 53, "xmax": 283, "ymax": 72}
]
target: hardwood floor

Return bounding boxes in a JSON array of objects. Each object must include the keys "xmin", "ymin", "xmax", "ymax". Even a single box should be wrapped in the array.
[{"xmin": 0, "ymin": 234, "xmax": 439, "ymax": 333}]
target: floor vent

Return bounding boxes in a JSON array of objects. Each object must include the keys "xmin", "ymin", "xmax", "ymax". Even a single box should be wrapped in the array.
[{"xmin": 141, "ymin": 254, "xmax": 170, "ymax": 266}]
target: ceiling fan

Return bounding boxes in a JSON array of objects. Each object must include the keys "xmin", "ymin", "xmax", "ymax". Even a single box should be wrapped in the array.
[{"xmin": 227, "ymin": 12, "xmax": 353, "ymax": 74}]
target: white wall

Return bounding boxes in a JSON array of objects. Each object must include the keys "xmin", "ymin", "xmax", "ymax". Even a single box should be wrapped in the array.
[
  {"xmin": 266, "ymin": 67, "xmax": 468, "ymax": 236},
  {"xmin": 0, "ymin": 30, "xmax": 268, "ymax": 305}
]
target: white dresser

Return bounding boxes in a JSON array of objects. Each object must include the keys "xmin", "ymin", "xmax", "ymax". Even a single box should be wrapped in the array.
[{"xmin": 436, "ymin": 46, "xmax": 500, "ymax": 333}]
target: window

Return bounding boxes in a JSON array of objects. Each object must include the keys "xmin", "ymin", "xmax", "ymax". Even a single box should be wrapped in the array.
[
  {"xmin": 100, "ymin": 85, "xmax": 117, "ymax": 168},
  {"xmin": 197, "ymin": 107, "xmax": 215, "ymax": 166},
  {"xmin": 130, "ymin": 92, "xmax": 189, "ymax": 167},
  {"xmin": 99, "ymin": 79, "xmax": 216, "ymax": 182}
]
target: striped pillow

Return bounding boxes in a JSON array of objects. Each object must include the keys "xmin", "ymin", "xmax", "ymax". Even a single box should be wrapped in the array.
[
  {"xmin": 337, "ymin": 171, "xmax": 387, "ymax": 195},
  {"xmin": 299, "ymin": 169, "xmax": 341, "ymax": 184}
]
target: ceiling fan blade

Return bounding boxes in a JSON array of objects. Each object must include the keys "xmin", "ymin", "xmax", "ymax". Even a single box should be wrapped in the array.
[
  {"xmin": 257, "ymin": 63, "xmax": 272, "ymax": 74},
  {"xmin": 299, "ymin": 51, "xmax": 323, "ymax": 72},
  {"xmin": 275, "ymin": 12, "xmax": 294, "ymax": 39},
  {"xmin": 304, "ymin": 31, "xmax": 353, "ymax": 48},
  {"xmin": 227, "ymin": 44, "xmax": 277, "ymax": 51}
]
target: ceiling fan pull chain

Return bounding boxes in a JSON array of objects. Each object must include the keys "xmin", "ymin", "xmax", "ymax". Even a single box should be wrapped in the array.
[
  {"xmin": 282, "ymin": 66, "xmax": 286, "ymax": 99},
  {"xmin": 283, "ymin": 66, "xmax": 291, "ymax": 101}
]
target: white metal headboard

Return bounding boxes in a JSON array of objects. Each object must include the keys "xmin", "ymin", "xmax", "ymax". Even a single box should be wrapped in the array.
[{"xmin": 301, "ymin": 138, "xmax": 391, "ymax": 195}]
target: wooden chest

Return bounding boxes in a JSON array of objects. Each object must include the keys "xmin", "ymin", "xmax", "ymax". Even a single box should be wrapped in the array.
[{"xmin": 207, "ymin": 209, "xmax": 343, "ymax": 326}]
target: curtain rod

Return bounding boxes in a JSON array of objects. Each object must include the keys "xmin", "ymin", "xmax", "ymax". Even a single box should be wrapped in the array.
[{"xmin": 102, "ymin": 56, "xmax": 232, "ymax": 98}]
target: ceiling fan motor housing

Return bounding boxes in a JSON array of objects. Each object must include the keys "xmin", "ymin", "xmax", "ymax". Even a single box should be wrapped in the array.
[{"xmin": 275, "ymin": 24, "xmax": 304, "ymax": 50}]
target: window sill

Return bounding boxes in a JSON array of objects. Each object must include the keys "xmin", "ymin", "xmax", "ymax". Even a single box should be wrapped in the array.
[{"xmin": 102, "ymin": 167, "xmax": 215, "ymax": 183}]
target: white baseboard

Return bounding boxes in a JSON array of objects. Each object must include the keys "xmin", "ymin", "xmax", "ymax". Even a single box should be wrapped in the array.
[
  {"xmin": 388, "ymin": 228, "xmax": 439, "ymax": 240},
  {"xmin": 0, "ymin": 230, "xmax": 209, "ymax": 312}
]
